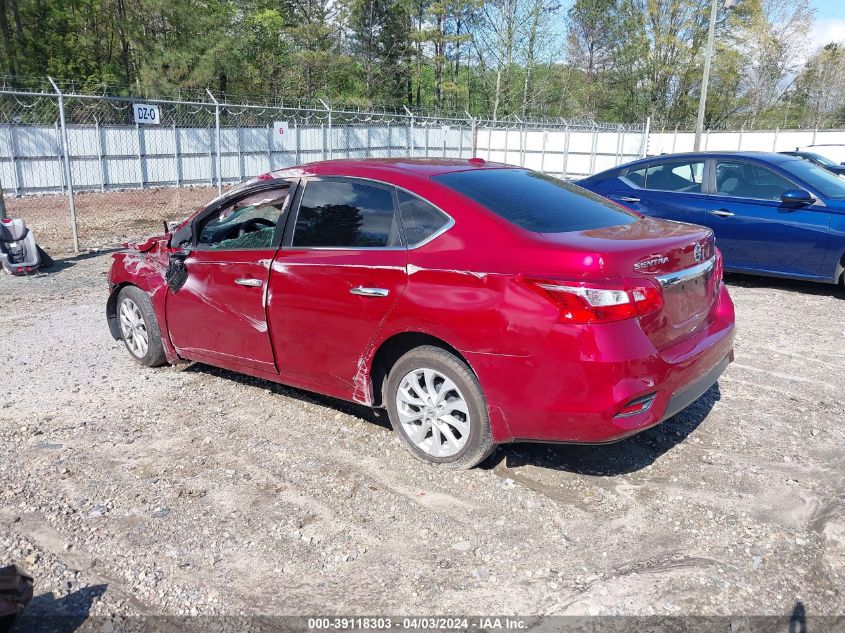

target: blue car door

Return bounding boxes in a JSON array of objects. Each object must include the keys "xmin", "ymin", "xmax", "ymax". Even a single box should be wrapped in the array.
[
  {"xmin": 706, "ymin": 159, "xmax": 831, "ymax": 279},
  {"xmin": 597, "ymin": 158, "xmax": 709, "ymax": 226}
]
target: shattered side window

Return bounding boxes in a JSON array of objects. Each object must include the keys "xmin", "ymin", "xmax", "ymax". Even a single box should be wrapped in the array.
[{"xmin": 196, "ymin": 187, "xmax": 289, "ymax": 250}]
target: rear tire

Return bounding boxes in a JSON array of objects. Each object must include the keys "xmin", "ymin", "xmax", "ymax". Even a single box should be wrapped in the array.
[
  {"xmin": 116, "ymin": 286, "xmax": 167, "ymax": 367},
  {"xmin": 385, "ymin": 345, "xmax": 494, "ymax": 469}
]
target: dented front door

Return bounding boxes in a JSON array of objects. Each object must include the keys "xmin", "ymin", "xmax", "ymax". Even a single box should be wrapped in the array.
[
  {"xmin": 166, "ymin": 249, "xmax": 278, "ymax": 373},
  {"xmin": 164, "ymin": 182, "xmax": 293, "ymax": 374}
]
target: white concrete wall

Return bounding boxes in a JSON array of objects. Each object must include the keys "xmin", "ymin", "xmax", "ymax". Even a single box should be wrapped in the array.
[
  {"xmin": 0, "ymin": 123, "xmax": 474, "ymax": 195},
  {"xmin": 648, "ymin": 128, "xmax": 845, "ymax": 163}
]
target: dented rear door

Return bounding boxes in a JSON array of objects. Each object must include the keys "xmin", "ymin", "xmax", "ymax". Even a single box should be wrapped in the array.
[{"xmin": 266, "ymin": 177, "xmax": 408, "ymax": 403}]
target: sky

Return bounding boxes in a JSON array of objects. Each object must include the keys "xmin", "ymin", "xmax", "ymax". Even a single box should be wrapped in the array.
[{"xmin": 811, "ymin": 0, "xmax": 845, "ymax": 51}]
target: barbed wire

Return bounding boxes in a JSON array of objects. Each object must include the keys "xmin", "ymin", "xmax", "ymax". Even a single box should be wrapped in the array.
[{"xmin": 0, "ymin": 79, "xmax": 645, "ymax": 132}]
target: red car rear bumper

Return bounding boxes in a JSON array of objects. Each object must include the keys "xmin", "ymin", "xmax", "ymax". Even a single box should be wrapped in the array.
[{"xmin": 466, "ymin": 282, "xmax": 736, "ymax": 443}]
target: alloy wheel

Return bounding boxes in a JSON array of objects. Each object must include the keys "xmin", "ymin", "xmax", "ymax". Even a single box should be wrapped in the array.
[
  {"xmin": 119, "ymin": 297, "xmax": 149, "ymax": 358},
  {"xmin": 395, "ymin": 368, "xmax": 471, "ymax": 457}
]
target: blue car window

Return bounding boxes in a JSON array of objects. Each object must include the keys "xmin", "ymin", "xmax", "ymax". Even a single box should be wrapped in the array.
[
  {"xmin": 624, "ymin": 160, "xmax": 704, "ymax": 193},
  {"xmin": 623, "ymin": 166, "xmax": 648, "ymax": 187},
  {"xmin": 715, "ymin": 161, "xmax": 793, "ymax": 201}
]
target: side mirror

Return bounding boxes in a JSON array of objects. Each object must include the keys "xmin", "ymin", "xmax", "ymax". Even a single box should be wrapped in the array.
[
  {"xmin": 780, "ymin": 189, "xmax": 815, "ymax": 207},
  {"xmin": 165, "ymin": 249, "xmax": 190, "ymax": 292}
]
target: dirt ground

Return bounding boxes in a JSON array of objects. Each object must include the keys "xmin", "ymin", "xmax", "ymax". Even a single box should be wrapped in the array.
[
  {"xmin": 5, "ymin": 188, "xmax": 218, "ymax": 254},
  {"xmin": 0, "ymin": 250, "xmax": 843, "ymax": 628}
]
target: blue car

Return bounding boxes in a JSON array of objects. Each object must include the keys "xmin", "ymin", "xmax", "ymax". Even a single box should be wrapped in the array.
[{"xmin": 578, "ymin": 152, "xmax": 845, "ymax": 286}]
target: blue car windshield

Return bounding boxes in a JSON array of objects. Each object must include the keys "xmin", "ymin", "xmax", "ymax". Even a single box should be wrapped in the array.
[
  {"xmin": 803, "ymin": 152, "xmax": 839, "ymax": 168},
  {"xmin": 782, "ymin": 159, "xmax": 845, "ymax": 200}
]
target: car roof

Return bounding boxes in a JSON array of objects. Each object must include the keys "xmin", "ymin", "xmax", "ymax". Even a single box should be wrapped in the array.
[
  {"xmin": 261, "ymin": 157, "xmax": 515, "ymax": 181},
  {"xmin": 594, "ymin": 151, "xmax": 801, "ymax": 176}
]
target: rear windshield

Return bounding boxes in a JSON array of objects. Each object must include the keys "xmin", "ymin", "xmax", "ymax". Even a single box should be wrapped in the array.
[{"xmin": 433, "ymin": 169, "xmax": 638, "ymax": 233}]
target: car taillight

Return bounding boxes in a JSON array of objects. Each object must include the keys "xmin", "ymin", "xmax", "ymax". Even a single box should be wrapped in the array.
[{"xmin": 523, "ymin": 278, "xmax": 664, "ymax": 324}]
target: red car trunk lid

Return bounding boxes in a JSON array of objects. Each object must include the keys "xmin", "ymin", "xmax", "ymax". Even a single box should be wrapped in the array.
[{"xmin": 541, "ymin": 218, "xmax": 719, "ymax": 349}]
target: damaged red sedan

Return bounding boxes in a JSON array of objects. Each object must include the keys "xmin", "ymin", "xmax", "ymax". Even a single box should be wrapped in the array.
[{"xmin": 107, "ymin": 158, "xmax": 735, "ymax": 469}]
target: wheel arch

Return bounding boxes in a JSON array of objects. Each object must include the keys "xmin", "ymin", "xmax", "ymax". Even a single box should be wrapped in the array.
[
  {"xmin": 369, "ymin": 332, "xmax": 476, "ymax": 408},
  {"xmin": 106, "ymin": 282, "xmax": 135, "ymax": 340}
]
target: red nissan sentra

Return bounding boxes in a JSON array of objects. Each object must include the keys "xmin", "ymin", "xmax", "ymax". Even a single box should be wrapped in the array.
[{"xmin": 107, "ymin": 158, "xmax": 735, "ymax": 469}]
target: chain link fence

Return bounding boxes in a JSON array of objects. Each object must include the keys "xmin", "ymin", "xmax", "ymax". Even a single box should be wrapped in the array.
[{"xmin": 0, "ymin": 83, "xmax": 649, "ymax": 254}]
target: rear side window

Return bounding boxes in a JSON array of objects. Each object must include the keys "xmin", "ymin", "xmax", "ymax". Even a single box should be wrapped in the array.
[
  {"xmin": 624, "ymin": 160, "xmax": 704, "ymax": 193},
  {"xmin": 293, "ymin": 179, "xmax": 401, "ymax": 248},
  {"xmin": 433, "ymin": 169, "xmax": 637, "ymax": 233},
  {"xmin": 397, "ymin": 190, "xmax": 450, "ymax": 246}
]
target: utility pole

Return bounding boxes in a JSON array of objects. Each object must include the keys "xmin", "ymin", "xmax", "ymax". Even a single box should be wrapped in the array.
[
  {"xmin": 694, "ymin": 0, "xmax": 737, "ymax": 151},
  {"xmin": 694, "ymin": 0, "xmax": 719, "ymax": 152}
]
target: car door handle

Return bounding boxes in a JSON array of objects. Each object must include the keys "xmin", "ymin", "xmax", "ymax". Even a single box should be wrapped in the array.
[
  {"xmin": 710, "ymin": 209, "xmax": 735, "ymax": 218},
  {"xmin": 349, "ymin": 286, "xmax": 389, "ymax": 297},
  {"xmin": 234, "ymin": 278, "xmax": 263, "ymax": 287},
  {"xmin": 615, "ymin": 196, "xmax": 641, "ymax": 203}
]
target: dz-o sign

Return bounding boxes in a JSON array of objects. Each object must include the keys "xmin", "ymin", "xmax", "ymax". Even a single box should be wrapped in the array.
[
  {"xmin": 133, "ymin": 103, "xmax": 160, "ymax": 125},
  {"xmin": 273, "ymin": 121, "xmax": 290, "ymax": 147}
]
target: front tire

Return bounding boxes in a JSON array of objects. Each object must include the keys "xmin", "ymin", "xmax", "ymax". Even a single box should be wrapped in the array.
[
  {"xmin": 385, "ymin": 346, "xmax": 494, "ymax": 469},
  {"xmin": 116, "ymin": 286, "xmax": 167, "ymax": 367}
]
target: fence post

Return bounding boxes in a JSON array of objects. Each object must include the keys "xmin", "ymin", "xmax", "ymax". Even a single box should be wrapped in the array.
[
  {"xmin": 237, "ymin": 123, "xmax": 244, "ymax": 180},
  {"xmin": 48, "ymin": 77, "xmax": 79, "ymax": 253},
  {"xmin": 540, "ymin": 130, "xmax": 547, "ymax": 173},
  {"xmin": 320, "ymin": 99, "xmax": 333, "ymax": 160},
  {"xmin": 295, "ymin": 119, "xmax": 301, "ymax": 165},
  {"xmin": 206, "ymin": 89, "xmax": 222, "ymax": 194},
  {"xmin": 504, "ymin": 127, "xmax": 510, "ymax": 163},
  {"xmin": 738, "ymin": 124, "xmax": 744, "ymax": 151},
  {"xmin": 641, "ymin": 117, "xmax": 651, "ymax": 158},
  {"xmin": 615, "ymin": 125, "xmax": 623, "ymax": 165},
  {"xmin": 403, "ymin": 106, "xmax": 415, "ymax": 156},
  {"xmin": 812, "ymin": 127, "xmax": 818, "ymax": 146},
  {"xmin": 136, "ymin": 122, "xmax": 145, "ymax": 188},
  {"xmin": 95, "ymin": 118, "xmax": 105, "ymax": 192},
  {"xmin": 173, "ymin": 123, "xmax": 181, "ymax": 187},
  {"xmin": 772, "ymin": 127, "xmax": 779, "ymax": 152},
  {"xmin": 268, "ymin": 123, "xmax": 275, "ymax": 169},
  {"xmin": 464, "ymin": 111, "xmax": 476, "ymax": 158},
  {"xmin": 562, "ymin": 122, "xmax": 570, "ymax": 179},
  {"xmin": 672, "ymin": 126, "xmax": 678, "ymax": 153},
  {"xmin": 589, "ymin": 124, "xmax": 598, "ymax": 175},
  {"xmin": 517, "ymin": 117, "xmax": 526, "ymax": 167},
  {"xmin": 387, "ymin": 121, "xmax": 392, "ymax": 158}
]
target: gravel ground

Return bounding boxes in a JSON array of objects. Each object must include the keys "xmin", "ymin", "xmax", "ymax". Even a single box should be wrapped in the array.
[{"xmin": 0, "ymin": 253, "xmax": 843, "ymax": 627}]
